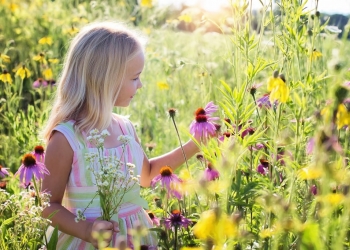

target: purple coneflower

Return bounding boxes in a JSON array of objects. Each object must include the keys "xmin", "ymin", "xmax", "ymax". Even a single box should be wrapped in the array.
[
  {"xmin": 241, "ymin": 127, "xmax": 255, "ymax": 138},
  {"xmin": 32, "ymin": 78, "xmax": 48, "ymax": 88},
  {"xmin": 15, "ymin": 153, "xmax": 50, "ymax": 185},
  {"xmin": 203, "ymin": 101, "xmax": 219, "ymax": 115},
  {"xmin": 0, "ymin": 165, "xmax": 9, "ymax": 178},
  {"xmin": 203, "ymin": 163, "xmax": 219, "ymax": 181},
  {"xmin": 257, "ymin": 159, "xmax": 269, "ymax": 175},
  {"xmin": 32, "ymin": 145, "xmax": 45, "ymax": 163},
  {"xmin": 190, "ymin": 114, "xmax": 219, "ymax": 138},
  {"xmin": 151, "ymin": 166, "xmax": 182, "ymax": 199},
  {"xmin": 164, "ymin": 210, "xmax": 191, "ymax": 229}
]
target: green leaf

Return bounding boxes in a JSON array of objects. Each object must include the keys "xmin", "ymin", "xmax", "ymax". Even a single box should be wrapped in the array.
[{"xmin": 47, "ymin": 226, "xmax": 59, "ymax": 250}]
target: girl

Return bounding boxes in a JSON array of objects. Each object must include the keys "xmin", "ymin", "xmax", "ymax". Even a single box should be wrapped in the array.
[{"xmin": 41, "ymin": 21, "xmax": 200, "ymax": 249}]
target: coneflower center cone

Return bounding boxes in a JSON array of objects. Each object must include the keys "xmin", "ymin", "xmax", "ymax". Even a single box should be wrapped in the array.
[
  {"xmin": 22, "ymin": 154, "xmax": 37, "ymax": 167},
  {"xmin": 195, "ymin": 114, "xmax": 208, "ymax": 123},
  {"xmin": 195, "ymin": 108, "xmax": 206, "ymax": 116},
  {"xmin": 34, "ymin": 145, "xmax": 45, "ymax": 154},
  {"xmin": 160, "ymin": 166, "xmax": 173, "ymax": 176}
]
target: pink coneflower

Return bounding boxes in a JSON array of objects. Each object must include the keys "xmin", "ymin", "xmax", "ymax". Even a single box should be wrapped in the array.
[
  {"xmin": 15, "ymin": 153, "xmax": 49, "ymax": 185},
  {"xmin": 151, "ymin": 166, "xmax": 182, "ymax": 199},
  {"xmin": 147, "ymin": 211, "xmax": 160, "ymax": 226},
  {"xmin": 241, "ymin": 127, "xmax": 255, "ymax": 138},
  {"xmin": 0, "ymin": 165, "xmax": 9, "ymax": 178},
  {"xmin": 202, "ymin": 101, "xmax": 219, "ymax": 115},
  {"xmin": 32, "ymin": 78, "xmax": 48, "ymax": 88},
  {"xmin": 190, "ymin": 114, "xmax": 219, "ymax": 138},
  {"xmin": 257, "ymin": 159, "xmax": 269, "ymax": 175},
  {"xmin": 203, "ymin": 163, "xmax": 219, "ymax": 181},
  {"xmin": 164, "ymin": 210, "xmax": 191, "ymax": 229},
  {"xmin": 32, "ymin": 145, "xmax": 45, "ymax": 163}
]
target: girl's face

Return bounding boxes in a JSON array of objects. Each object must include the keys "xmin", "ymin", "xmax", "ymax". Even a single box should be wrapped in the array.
[{"xmin": 115, "ymin": 51, "xmax": 144, "ymax": 107}]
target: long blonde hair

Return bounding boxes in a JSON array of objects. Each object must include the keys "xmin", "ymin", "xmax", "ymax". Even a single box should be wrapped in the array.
[{"xmin": 42, "ymin": 21, "xmax": 145, "ymax": 143}]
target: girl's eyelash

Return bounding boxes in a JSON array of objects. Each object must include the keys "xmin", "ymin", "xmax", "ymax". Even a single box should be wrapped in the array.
[{"xmin": 133, "ymin": 77, "xmax": 139, "ymax": 81}]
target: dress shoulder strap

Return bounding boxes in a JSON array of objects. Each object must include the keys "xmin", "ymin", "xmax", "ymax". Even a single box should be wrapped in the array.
[
  {"xmin": 53, "ymin": 121, "xmax": 85, "ymax": 151},
  {"xmin": 115, "ymin": 114, "xmax": 136, "ymax": 137}
]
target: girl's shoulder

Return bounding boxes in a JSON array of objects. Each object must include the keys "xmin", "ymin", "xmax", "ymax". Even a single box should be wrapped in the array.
[{"xmin": 52, "ymin": 120, "xmax": 82, "ymax": 151}]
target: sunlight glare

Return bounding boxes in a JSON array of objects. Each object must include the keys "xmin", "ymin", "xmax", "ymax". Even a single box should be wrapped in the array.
[{"xmin": 159, "ymin": 0, "xmax": 229, "ymax": 12}]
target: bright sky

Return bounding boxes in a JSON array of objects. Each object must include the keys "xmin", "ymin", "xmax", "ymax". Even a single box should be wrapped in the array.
[{"xmin": 158, "ymin": 0, "xmax": 350, "ymax": 15}]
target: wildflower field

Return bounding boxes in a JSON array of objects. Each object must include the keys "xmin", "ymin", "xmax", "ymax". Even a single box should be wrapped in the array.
[{"xmin": 1, "ymin": 0, "xmax": 350, "ymax": 249}]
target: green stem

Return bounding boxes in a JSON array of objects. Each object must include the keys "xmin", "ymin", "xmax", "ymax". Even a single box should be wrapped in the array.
[{"xmin": 170, "ymin": 116, "xmax": 189, "ymax": 170}]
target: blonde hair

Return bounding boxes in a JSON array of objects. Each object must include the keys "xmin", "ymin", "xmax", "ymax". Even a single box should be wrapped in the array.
[{"xmin": 42, "ymin": 21, "xmax": 145, "ymax": 143}]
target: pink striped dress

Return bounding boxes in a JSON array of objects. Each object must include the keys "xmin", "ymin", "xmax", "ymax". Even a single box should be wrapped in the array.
[{"xmin": 48, "ymin": 115, "xmax": 157, "ymax": 249}]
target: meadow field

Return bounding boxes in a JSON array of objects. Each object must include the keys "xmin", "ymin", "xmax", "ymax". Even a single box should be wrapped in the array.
[{"xmin": 1, "ymin": 0, "xmax": 350, "ymax": 249}]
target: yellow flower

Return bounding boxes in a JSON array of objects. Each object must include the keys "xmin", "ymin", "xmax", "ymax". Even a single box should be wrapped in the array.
[
  {"xmin": 178, "ymin": 14, "xmax": 192, "ymax": 23},
  {"xmin": 269, "ymin": 80, "xmax": 289, "ymax": 103},
  {"xmin": 323, "ymin": 193, "xmax": 344, "ymax": 205},
  {"xmin": 267, "ymin": 75, "xmax": 283, "ymax": 92},
  {"xmin": 0, "ymin": 70, "xmax": 12, "ymax": 84},
  {"xmin": 140, "ymin": 0, "xmax": 153, "ymax": 7},
  {"xmin": 72, "ymin": 17, "xmax": 89, "ymax": 23},
  {"xmin": 33, "ymin": 53, "xmax": 47, "ymax": 64},
  {"xmin": 9, "ymin": 3, "xmax": 19, "ymax": 12},
  {"xmin": 298, "ymin": 167, "xmax": 323, "ymax": 180},
  {"xmin": 157, "ymin": 81, "xmax": 169, "ymax": 90},
  {"xmin": 0, "ymin": 53, "xmax": 10, "ymax": 63},
  {"xmin": 193, "ymin": 209, "xmax": 237, "ymax": 246},
  {"xmin": 310, "ymin": 49, "xmax": 322, "ymax": 60},
  {"xmin": 15, "ymin": 65, "xmax": 31, "ymax": 80},
  {"xmin": 48, "ymin": 58, "xmax": 59, "ymax": 64},
  {"xmin": 43, "ymin": 68, "xmax": 53, "ymax": 79},
  {"xmin": 336, "ymin": 103, "xmax": 350, "ymax": 129},
  {"xmin": 65, "ymin": 26, "xmax": 79, "ymax": 35},
  {"xmin": 38, "ymin": 37, "xmax": 53, "ymax": 45},
  {"xmin": 267, "ymin": 74, "xmax": 289, "ymax": 103}
]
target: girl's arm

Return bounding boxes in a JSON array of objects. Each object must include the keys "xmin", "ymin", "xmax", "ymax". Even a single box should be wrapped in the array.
[
  {"xmin": 139, "ymin": 139, "xmax": 200, "ymax": 187},
  {"xmin": 41, "ymin": 132, "xmax": 117, "ymax": 247}
]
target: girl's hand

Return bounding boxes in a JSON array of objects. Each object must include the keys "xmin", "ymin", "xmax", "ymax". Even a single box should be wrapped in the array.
[{"xmin": 87, "ymin": 219, "xmax": 119, "ymax": 248}]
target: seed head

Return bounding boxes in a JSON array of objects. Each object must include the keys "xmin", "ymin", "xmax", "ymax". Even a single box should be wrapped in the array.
[{"xmin": 168, "ymin": 108, "xmax": 177, "ymax": 118}]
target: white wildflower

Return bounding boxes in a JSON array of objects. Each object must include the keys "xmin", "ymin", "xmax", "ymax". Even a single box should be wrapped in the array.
[
  {"xmin": 97, "ymin": 138, "xmax": 104, "ymax": 145},
  {"xmin": 90, "ymin": 128, "xmax": 99, "ymax": 135},
  {"xmin": 101, "ymin": 129, "xmax": 110, "ymax": 138},
  {"xmin": 126, "ymin": 163, "xmax": 135, "ymax": 169},
  {"xmin": 117, "ymin": 135, "xmax": 133, "ymax": 144}
]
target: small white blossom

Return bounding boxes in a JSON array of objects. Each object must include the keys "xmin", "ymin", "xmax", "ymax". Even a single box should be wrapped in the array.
[
  {"xmin": 117, "ymin": 135, "xmax": 133, "ymax": 144},
  {"xmin": 90, "ymin": 128, "xmax": 99, "ymax": 135},
  {"xmin": 101, "ymin": 129, "xmax": 110, "ymax": 137},
  {"xmin": 126, "ymin": 163, "xmax": 135, "ymax": 169}
]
